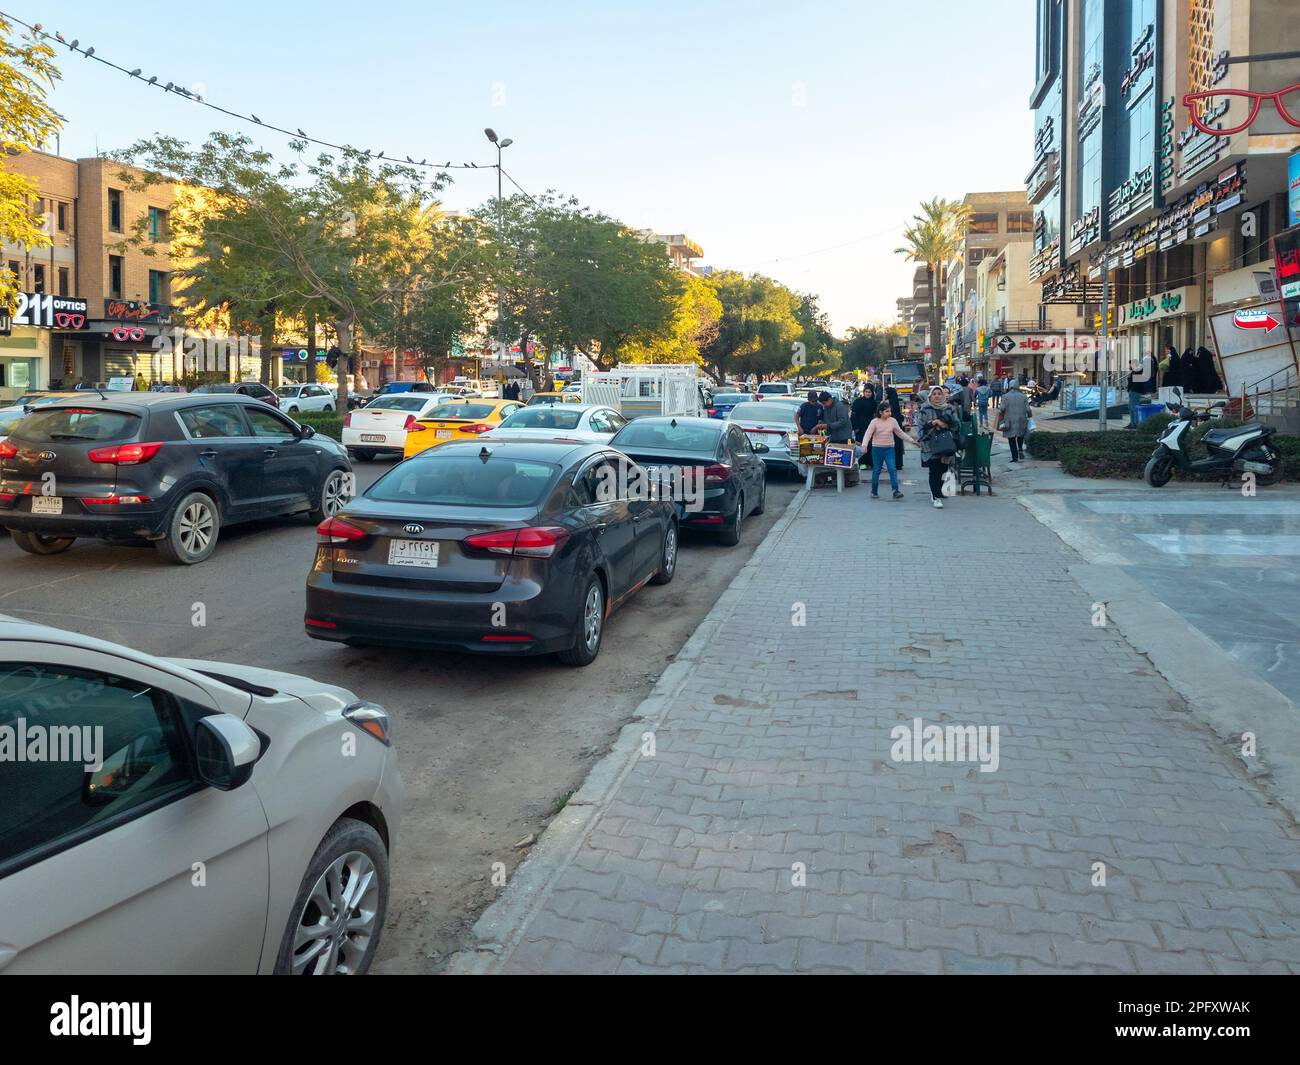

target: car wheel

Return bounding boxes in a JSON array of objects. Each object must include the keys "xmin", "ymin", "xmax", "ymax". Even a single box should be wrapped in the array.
[
  {"xmin": 308, "ymin": 468, "xmax": 351, "ymax": 524},
  {"xmin": 557, "ymin": 574, "xmax": 605, "ymax": 666},
  {"xmin": 323, "ymin": 404, "xmax": 334, "ymax": 413},
  {"xmin": 288, "ymin": 405, "xmax": 300, "ymax": 413},
  {"xmin": 752, "ymin": 475, "xmax": 767, "ymax": 515},
  {"xmin": 719, "ymin": 491, "xmax": 744, "ymax": 546},
  {"xmin": 155, "ymin": 491, "xmax": 220, "ymax": 564},
  {"xmin": 650, "ymin": 522, "xmax": 678, "ymax": 585},
  {"xmin": 11, "ymin": 530, "xmax": 76, "ymax": 555},
  {"xmin": 273, "ymin": 818, "xmax": 389, "ymax": 975},
  {"xmin": 350, "ymin": 448, "xmax": 376, "ymax": 462}
]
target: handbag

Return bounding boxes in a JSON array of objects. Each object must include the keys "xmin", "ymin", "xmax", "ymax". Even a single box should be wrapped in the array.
[
  {"xmin": 941, "ymin": 469, "xmax": 958, "ymax": 497},
  {"xmin": 1027, "ymin": 417, "xmax": 1037, "ymax": 433},
  {"xmin": 927, "ymin": 427, "xmax": 958, "ymax": 456}
]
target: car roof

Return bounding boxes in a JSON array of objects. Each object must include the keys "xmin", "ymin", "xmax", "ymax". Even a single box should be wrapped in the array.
[
  {"xmin": 409, "ymin": 437, "xmax": 600, "ymax": 462},
  {"xmin": 32, "ymin": 392, "xmax": 267, "ymax": 413}
]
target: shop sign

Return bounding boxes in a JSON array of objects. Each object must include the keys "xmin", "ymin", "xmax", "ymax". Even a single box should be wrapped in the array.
[
  {"xmin": 992, "ymin": 333, "xmax": 1101, "ymax": 354},
  {"xmin": 1276, "ymin": 227, "xmax": 1300, "ymax": 300},
  {"xmin": 1233, "ymin": 308, "xmax": 1282, "ymax": 333},
  {"xmin": 822, "ymin": 444, "xmax": 855, "ymax": 469},
  {"xmin": 1288, "ymin": 152, "xmax": 1300, "ymax": 227},
  {"xmin": 104, "ymin": 299, "xmax": 173, "ymax": 325},
  {"xmin": 1118, "ymin": 287, "xmax": 1198, "ymax": 329},
  {"xmin": 3, "ymin": 292, "xmax": 89, "ymax": 330},
  {"xmin": 1120, "ymin": 26, "xmax": 1155, "ymax": 100}
]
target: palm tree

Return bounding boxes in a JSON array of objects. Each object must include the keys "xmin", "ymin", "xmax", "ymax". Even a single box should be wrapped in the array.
[{"xmin": 895, "ymin": 198, "xmax": 971, "ymax": 380}]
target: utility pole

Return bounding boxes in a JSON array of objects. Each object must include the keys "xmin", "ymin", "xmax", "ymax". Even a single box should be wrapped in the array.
[
  {"xmin": 484, "ymin": 128, "xmax": 513, "ymax": 384},
  {"xmin": 1099, "ymin": 243, "xmax": 1110, "ymax": 432}
]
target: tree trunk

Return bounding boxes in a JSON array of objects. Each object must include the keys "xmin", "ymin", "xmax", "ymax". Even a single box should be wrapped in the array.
[
  {"xmin": 335, "ymin": 317, "xmax": 353, "ymax": 413},
  {"xmin": 928, "ymin": 262, "xmax": 941, "ymax": 382},
  {"xmin": 306, "ymin": 311, "xmax": 317, "ymax": 387},
  {"xmin": 259, "ymin": 315, "xmax": 275, "ymax": 386}
]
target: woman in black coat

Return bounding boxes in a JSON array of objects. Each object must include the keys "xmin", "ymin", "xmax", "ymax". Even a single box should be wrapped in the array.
[
  {"xmin": 851, "ymin": 386, "xmax": 878, "ymax": 468},
  {"xmin": 1180, "ymin": 348, "xmax": 1198, "ymax": 389},
  {"xmin": 1196, "ymin": 346, "xmax": 1222, "ymax": 393},
  {"xmin": 1161, "ymin": 344, "xmax": 1182, "ymax": 389}
]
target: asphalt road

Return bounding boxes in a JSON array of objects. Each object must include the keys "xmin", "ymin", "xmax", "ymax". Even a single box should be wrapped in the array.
[{"xmin": 0, "ymin": 459, "xmax": 800, "ymax": 972}]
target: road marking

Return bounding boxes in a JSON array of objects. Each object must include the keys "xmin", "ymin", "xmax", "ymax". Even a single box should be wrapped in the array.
[
  {"xmin": 1083, "ymin": 500, "xmax": 1300, "ymax": 516},
  {"xmin": 1134, "ymin": 533, "xmax": 1300, "ymax": 556}
]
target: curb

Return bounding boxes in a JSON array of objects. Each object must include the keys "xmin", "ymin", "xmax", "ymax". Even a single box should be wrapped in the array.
[{"xmin": 448, "ymin": 486, "xmax": 813, "ymax": 974}]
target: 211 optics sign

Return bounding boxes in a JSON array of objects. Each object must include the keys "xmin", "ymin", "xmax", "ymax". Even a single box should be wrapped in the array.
[{"xmin": 0, "ymin": 292, "xmax": 89, "ymax": 334}]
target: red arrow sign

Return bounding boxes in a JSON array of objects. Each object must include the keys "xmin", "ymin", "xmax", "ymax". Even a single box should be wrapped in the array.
[{"xmin": 1234, "ymin": 308, "xmax": 1281, "ymax": 332}]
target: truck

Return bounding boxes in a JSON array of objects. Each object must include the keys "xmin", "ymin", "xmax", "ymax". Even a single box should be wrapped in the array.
[
  {"xmin": 883, "ymin": 360, "xmax": 928, "ymax": 397},
  {"xmin": 582, "ymin": 363, "xmax": 708, "ymax": 419}
]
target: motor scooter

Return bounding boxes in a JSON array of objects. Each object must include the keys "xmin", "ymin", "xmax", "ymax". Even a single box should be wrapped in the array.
[{"xmin": 1143, "ymin": 401, "xmax": 1281, "ymax": 487}]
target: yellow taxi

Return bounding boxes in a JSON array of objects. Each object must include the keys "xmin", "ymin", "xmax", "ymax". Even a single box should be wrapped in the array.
[
  {"xmin": 526, "ymin": 391, "xmax": 584, "ymax": 406},
  {"xmin": 402, "ymin": 397, "xmax": 526, "ymax": 458}
]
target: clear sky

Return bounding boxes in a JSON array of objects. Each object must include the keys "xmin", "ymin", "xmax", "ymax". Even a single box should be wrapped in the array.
[{"xmin": 31, "ymin": 0, "xmax": 1035, "ymax": 334}]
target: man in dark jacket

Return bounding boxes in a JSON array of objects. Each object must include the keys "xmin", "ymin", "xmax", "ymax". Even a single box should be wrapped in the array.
[
  {"xmin": 819, "ymin": 391, "xmax": 853, "ymax": 443},
  {"xmin": 797, "ymin": 389, "xmax": 824, "ymax": 434}
]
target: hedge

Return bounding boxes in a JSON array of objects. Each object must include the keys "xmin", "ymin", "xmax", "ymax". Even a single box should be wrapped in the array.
[{"xmin": 292, "ymin": 411, "xmax": 344, "ymax": 441}]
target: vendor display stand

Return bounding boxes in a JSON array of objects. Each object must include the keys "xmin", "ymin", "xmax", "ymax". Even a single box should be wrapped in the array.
[{"xmin": 795, "ymin": 436, "xmax": 859, "ymax": 492}]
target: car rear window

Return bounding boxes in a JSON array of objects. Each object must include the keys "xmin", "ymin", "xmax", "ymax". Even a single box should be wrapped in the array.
[
  {"xmin": 192, "ymin": 384, "xmax": 235, "ymax": 394},
  {"xmin": 15, "ymin": 408, "xmax": 141, "ymax": 443},
  {"xmin": 714, "ymin": 394, "xmax": 752, "ymax": 405},
  {"xmin": 367, "ymin": 396, "xmax": 428, "ymax": 412},
  {"xmin": 729, "ymin": 405, "xmax": 796, "ymax": 424},
  {"xmin": 499, "ymin": 407, "xmax": 582, "ymax": 430},
  {"xmin": 0, "ymin": 410, "xmax": 26, "ymax": 433},
  {"xmin": 613, "ymin": 421, "xmax": 721, "ymax": 453},
  {"xmin": 426, "ymin": 403, "xmax": 496, "ymax": 420},
  {"xmin": 274, "ymin": 387, "xmax": 300, "ymax": 397},
  {"xmin": 367, "ymin": 456, "xmax": 557, "ymax": 508}
]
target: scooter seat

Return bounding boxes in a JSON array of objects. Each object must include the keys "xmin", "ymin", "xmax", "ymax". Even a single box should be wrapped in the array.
[{"xmin": 1202, "ymin": 424, "xmax": 1261, "ymax": 447}]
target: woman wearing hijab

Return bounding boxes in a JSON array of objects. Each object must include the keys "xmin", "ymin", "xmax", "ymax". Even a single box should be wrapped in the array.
[
  {"xmin": 1161, "ymin": 344, "xmax": 1181, "ymax": 389},
  {"xmin": 1180, "ymin": 347, "xmax": 1198, "ymax": 389},
  {"xmin": 915, "ymin": 386, "xmax": 962, "ymax": 509},
  {"xmin": 1196, "ymin": 346, "xmax": 1222, "ymax": 394},
  {"xmin": 851, "ymin": 384, "xmax": 878, "ymax": 468}
]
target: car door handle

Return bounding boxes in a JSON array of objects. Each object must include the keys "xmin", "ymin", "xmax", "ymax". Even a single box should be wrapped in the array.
[
  {"xmin": 199, "ymin": 449, "xmax": 219, "ymax": 458},
  {"xmin": 263, "ymin": 448, "xmax": 277, "ymax": 457},
  {"xmin": 591, "ymin": 523, "xmax": 608, "ymax": 533}
]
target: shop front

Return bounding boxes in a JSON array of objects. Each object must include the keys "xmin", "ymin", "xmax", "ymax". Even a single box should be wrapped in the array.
[
  {"xmin": 1115, "ymin": 285, "xmax": 1202, "ymax": 369},
  {"xmin": 0, "ymin": 328, "xmax": 49, "ymax": 403}
]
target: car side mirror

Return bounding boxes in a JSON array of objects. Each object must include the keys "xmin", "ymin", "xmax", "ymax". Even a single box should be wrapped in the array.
[
  {"xmin": 752, "ymin": 442, "xmax": 771, "ymax": 454},
  {"xmin": 295, "ymin": 422, "xmax": 316, "ymax": 439},
  {"xmin": 195, "ymin": 715, "xmax": 262, "ymax": 791}
]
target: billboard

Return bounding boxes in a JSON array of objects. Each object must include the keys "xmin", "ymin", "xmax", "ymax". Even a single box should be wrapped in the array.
[{"xmin": 1289, "ymin": 152, "xmax": 1300, "ymax": 227}]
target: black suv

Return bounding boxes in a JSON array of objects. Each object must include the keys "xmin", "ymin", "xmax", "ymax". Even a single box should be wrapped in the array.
[
  {"xmin": 191, "ymin": 381, "xmax": 281, "ymax": 408},
  {"xmin": 0, "ymin": 394, "xmax": 352, "ymax": 564}
]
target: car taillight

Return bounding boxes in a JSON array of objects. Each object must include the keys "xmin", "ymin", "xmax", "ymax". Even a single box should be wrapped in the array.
[
  {"xmin": 707, "ymin": 408, "xmax": 717, "ymax": 416},
  {"xmin": 81, "ymin": 495, "xmax": 152, "ymax": 505},
  {"xmin": 87, "ymin": 442, "xmax": 164, "ymax": 465},
  {"xmin": 461, "ymin": 423, "xmax": 493, "ymax": 434},
  {"xmin": 702, "ymin": 463, "xmax": 732, "ymax": 483},
  {"xmin": 343, "ymin": 412, "xmax": 353, "ymax": 428},
  {"xmin": 464, "ymin": 526, "xmax": 570, "ymax": 557},
  {"xmin": 316, "ymin": 516, "xmax": 366, "ymax": 544},
  {"xmin": 0, "ymin": 441, "xmax": 17, "ymax": 459},
  {"xmin": 403, "ymin": 415, "xmax": 426, "ymax": 432}
]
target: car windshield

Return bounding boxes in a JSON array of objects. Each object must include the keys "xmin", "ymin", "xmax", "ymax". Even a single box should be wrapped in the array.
[
  {"xmin": 367, "ymin": 456, "xmax": 558, "ymax": 507},
  {"xmin": 0, "ymin": 409, "xmax": 26, "ymax": 433},
  {"xmin": 15, "ymin": 408, "xmax": 141, "ymax": 443},
  {"xmin": 367, "ymin": 396, "xmax": 429, "ymax": 411},
  {"xmin": 274, "ymin": 387, "xmax": 301, "ymax": 396},
  {"xmin": 498, "ymin": 408, "xmax": 583, "ymax": 430},
  {"xmin": 613, "ymin": 421, "xmax": 721, "ymax": 453},
  {"xmin": 425, "ymin": 403, "xmax": 496, "ymax": 420},
  {"xmin": 714, "ymin": 394, "xmax": 752, "ymax": 405}
]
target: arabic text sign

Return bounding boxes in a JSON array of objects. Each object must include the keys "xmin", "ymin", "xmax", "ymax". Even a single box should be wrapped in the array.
[
  {"xmin": 1117, "ymin": 286, "xmax": 1198, "ymax": 329},
  {"xmin": 1233, "ymin": 308, "xmax": 1282, "ymax": 333}
]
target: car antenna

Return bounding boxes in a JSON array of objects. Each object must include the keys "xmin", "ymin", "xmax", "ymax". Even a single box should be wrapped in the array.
[
  {"xmin": 670, "ymin": 418, "xmax": 678, "ymax": 427},
  {"xmin": 478, "ymin": 447, "xmax": 492, "ymax": 463}
]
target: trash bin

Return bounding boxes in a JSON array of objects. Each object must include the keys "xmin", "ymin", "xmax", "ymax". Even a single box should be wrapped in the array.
[
  {"xmin": 960, "ymin": 429, "xmax": 993, "ymax": 496},
  {"xmin": 1134, "ymin": 402, "xmax": 1165, "ymax": 425}
]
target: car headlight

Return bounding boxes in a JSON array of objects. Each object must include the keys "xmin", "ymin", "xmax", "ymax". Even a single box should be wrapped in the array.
[{"xmin": 343, "ymin": 700, "xmax": 392, "ymax": 745}]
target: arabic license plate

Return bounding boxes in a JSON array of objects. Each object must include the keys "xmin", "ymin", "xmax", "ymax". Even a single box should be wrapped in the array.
[
  {"xmin": 31, "ymin": 496, "xmax": 63, "ymax": 515},
  {"xmin": 745, "ymin": 432, "xmax": 769, "ymax": 447},
  {"xmin": 436, "ymin": 429, "xmax": 453, "ymax": 439},
  {"xmin": 360, "ymin": 433, "xmax": 386, "ymax": 443},
  {"xmin": 388, "ymin": 539, "xmax": 439, "ymax": 568}
]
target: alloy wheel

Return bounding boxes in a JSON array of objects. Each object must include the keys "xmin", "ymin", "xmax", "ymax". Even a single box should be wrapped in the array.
[
  {"xmin": 663, "ymin": 525, "xmax": 677, "ymax": 575},
  {"xmin": 179, "ymin": 500, "xmax": 215, "ymax": 556},
  {"xmin": 583, "ymin": 583, "xmax": 603, "ymax": 654},
  {"xmin": 291, "ymin": 851, "xmax": 380, "ymax": 975},
  {"xmin": 322, "ymin": 471, "xmax": 348, "ymax": 517}
]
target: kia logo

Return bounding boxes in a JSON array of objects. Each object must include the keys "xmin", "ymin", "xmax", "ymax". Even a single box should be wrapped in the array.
[
  {"xmin": 39, "ymin": 451, "xmax": 57, "ymax": 461},
  {"xmin": 403, "ymin": 523, "xmax": 424, "ymax": 535}
]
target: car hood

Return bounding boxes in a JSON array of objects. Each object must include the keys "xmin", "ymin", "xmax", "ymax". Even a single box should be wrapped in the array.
[{"xmin": 164, "ymin": 657, "xmax": 360, "ymax": 714}]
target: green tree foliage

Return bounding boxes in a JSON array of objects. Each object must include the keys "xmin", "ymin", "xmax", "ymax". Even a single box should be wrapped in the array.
[
  {"xmin": 700, "ymin": 270, "xmax": 802, "ymax": 382},
  {"xmin": 895, "ymin": 197, "xmax": 971, "ymax": 374},
  {"xmin": 619, "ymin": 272, "xmax": 720, "ymax": 365}
]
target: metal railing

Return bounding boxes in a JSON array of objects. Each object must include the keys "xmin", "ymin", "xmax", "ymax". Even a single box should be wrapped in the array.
[{"xmin": 1240, "ymin": 365, "xmax": 1299, "ymax": 421}]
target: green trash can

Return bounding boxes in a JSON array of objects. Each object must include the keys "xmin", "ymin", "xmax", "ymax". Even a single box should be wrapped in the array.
[{"xmin": 959, "ymin": 424, "xmax": 993, "ymax": 496}]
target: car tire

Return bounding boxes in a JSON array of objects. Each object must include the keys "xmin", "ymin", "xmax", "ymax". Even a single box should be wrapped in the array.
[
  {"xmin": 288, "ymin": 406, "xmax": 300, "ymax": 413},
  {"xmin": 650, "ymin": 521, "xmax": 678, "ymax": 585},
  {"xmin": 155, "ymin": 491, "xmax": 220, "ymax": 565},
  {"xmin": 11, "ymin": 530, "xmax": 76, "ymax": 555},
  {"xmin": 308, "ymin": 468, "xmax": 351, "ymax": 524},
  {"xmin": 556, "ymin": 574, "xmax": 605, "ymax": 666},
  {"xmin": 349, "ymin": 448, "xmax": 376, "ymax": 462},
  {"xmin": 719, "ymin": 491, "xmax": 744, "ymax": 546},
  {"xmin": 323, "ymin": 404, "xmax": 334, "ymax": 413},
  {"xmin": 752, "ymin": 476, "xmax": 767, "ymax": 515},
  {"xmin": 273, "ymin": 817, "xmax": 389, "ymax": 975}
]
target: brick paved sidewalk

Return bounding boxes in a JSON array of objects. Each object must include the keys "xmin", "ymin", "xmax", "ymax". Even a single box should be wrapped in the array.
[{"xmin": 466, "ymin": 484, "xmax": 1300, "ymax": 974}]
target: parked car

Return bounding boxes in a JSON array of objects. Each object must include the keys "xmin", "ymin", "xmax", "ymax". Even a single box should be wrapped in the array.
[
  {"xmin": 275, "ymin": 383, "xmax": 337, "ymax": 413},
  {"xmin": 756, "ymin": 382, "xmax": 794, "ymax": 397},
  {"xmin": 401, "ymin": 398, "xmax": 526, "ymax": 459},
  {"xmin": 0, "ymin": 614, "xmax": 401, "ymax": 974},
  {"xmin": 727, "ymin": 400, "xmax": 801, "ymax": 477},
  {"xmin": 342, "ymin": 393, "xmax": 457, "ymax": 461},
  {"xmin": 706, "ymin": 392, "xmax": 758, "ymax": 419},
  {"xmin": 0, "ymin": 405, "xmax": 27, "ymax": 443},
  {"xmin": 527, "ymin": 391, "xmax": 584, "ymax": 406},
  {"xmin": 14, "ymin": 391, "xmax": 84, "ymax": 410},
  {"xmin": 0, "ymin": 393, "xmax": 352, "ymax": 564},
  {"xmin": 483, "ymin": 403, "xmax": 627, "ymax": 445},
  {"xmin": 608, "ymin": 415, "xmax": 767, "ymax": 546},
  {"xmin": 305, "ymin": 439, "xmax": 678, "ymax": 664},
  {"xmin": 191, "ymin": 381, "xmax": 281, "ymax": 409}
]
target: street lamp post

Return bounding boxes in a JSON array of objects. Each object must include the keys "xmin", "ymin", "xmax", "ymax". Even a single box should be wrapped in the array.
[{"xmin": 484, "ymin": 128, "xmax": 513, "ymax": 384}]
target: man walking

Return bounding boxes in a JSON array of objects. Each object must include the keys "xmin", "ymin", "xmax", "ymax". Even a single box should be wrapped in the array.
[
  {"xmin": 1127, "ymin": 350, "xmax": 1158, "ymax": 429},
  {"xmin": 998, "ymin": 379, "xmax": 1030, "ymax": 462}
]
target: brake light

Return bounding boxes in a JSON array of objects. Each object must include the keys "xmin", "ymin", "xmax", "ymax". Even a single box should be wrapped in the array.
[
  {"xmin": 403, "ymin": 415, "xmax": 426, "ymax": 432},
  {"xmin": 702, "ymin": 463, "xmax": 732, "ymax": 484},
  {"xmin": 0, "ymin": 492, "xmax": 15, "ymax": 503},
  {"xmin": 464, "ymin": 526, "xmax": 570, "ymax": 557},
  {"xmin": 461, "ymin": 423, "xmax": 493, "ymax": 434},
  {"xmin": 316, "ymin": 516, "xmax": 366, "ymax": 544},
  {"xmin": 343, "ymin": 412, "xmax": 353, "ymax": 428},
  {"xmin": 87, "ymin": 442, "xmax": 164, "ymax": 465},
  {"xmin": 0, "ymin": 441, "xmax": 17, "ymax": 459},
  {"xmin": 81, "ymin": 495, "xmax": 152, "ymax": 505},
  {"xmin": 707, "ymin": 408, "xmax": 717, "ymax": 416}
]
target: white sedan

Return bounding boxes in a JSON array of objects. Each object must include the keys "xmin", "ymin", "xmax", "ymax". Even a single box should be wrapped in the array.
[
  {"xmin": 342, "ymin": 393, "xmax": 458, "ymax": 460},
  {"xmin": 0, "ymin": 614, "xmax": 402, "ymax": 974},
  {"xmin": 483, "ymin": 403, "xmax": 628, "ymax": 444},
  {"xmin": 275, "ymin": 383, "xmax": 337, "ymax": 413},
  {"xmin": 728, "ymin": 399, "xmax": 801, "ymax": 475}
]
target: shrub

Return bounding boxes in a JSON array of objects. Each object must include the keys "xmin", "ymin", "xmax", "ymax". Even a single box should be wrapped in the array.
[{"xmin": 293, "ymin": 411, "xmax": 343, "ymax": 441}]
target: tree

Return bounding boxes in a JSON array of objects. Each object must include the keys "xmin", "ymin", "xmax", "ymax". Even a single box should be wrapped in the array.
[
  {"xmin": 700, "ymin": 270, "xmax": 802, "ymax": 382},
  {"xmin": 841, "ymin": 324, "xmax": 903, "ymax": 374},
  {"xmin": 894, "ymin": 197, "xmax": 971, "ymax": 377},
  {"xmin": 788, "ymin": 293, "xmax": 841, "ymax": 379},
  {"xmin": 620, "ymin": 272, "xmax": 721, "ymax": 364},
  {"xmin": 0, "ymin": 17, "xmax": 61, "ymax": 313}
]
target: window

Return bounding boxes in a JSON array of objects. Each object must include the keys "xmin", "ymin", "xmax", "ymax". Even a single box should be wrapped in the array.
[
  {"xmin": 149, "ymin": 270, "xmax": 169, "ymax": 305},
  {"xmin": 109, "ymin": 255, "xmax": 123, "ymax": 299},
  {"xmin": 179, "ymin": 405, "xmax": 248, "ymax": 439},
  {"xmin": 6, "ymin": 260, "xmax": 18, "ymax": 283},
  {"xmin": 32, "ymin": 265, "xmax": 44, "ymax": 294},
  {"xmin": 367, "ymin": 455, "xmax": 559, "ymax": 508},
  {"xmin": 148, "ymin": 207, "xmax": 169, "ymax": 241},
  {"xmin": 1007, "ymin": 211, "xmax": 1033, "ymax": 233},
  {"xmin": 57, "ymin": 267, "xmax": 69, "ymax": 297},
  {"xmin": 969, "ymin": 214, "xmax": 999, "ymax": 235},
  {"xmin": 17, "ymin": 408, "xmax": 140, "ymax": 443},
  {"xmin": 0, "ymin": 663, "xmax": 194, "ymax": 869},
  {"xmin": 108, "ymin": 188, "xmax": 123, "ymax": 233},
  {"xmin": 56, "ymin": 202, "xmax": 67, "ymax": 232},
  {"xmin": 244, "ymin": 407, "xmax": 297, "ymax": 439}
]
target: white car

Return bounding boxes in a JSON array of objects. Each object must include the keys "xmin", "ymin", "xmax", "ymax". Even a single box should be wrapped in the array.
[
  {"xmin": 728, "ymin": 400, "xmax": 801, "ymax": 475},
  {"xmin": 0, "ymin": 615, "xmax": 402, "ymax": 974},
  {"xmin": 276, "ymin": 383, "xmax": 337, "ymax": 413},
  {"xmin": 0, "ymin": 405, "xmax": 27, "ymax": 444},
  {"xmin": 756, "ymin": 382, "xmax": 794, "ymax": 396},
  {"xmin": 342, "ymin": 393, "xmax": 457, "ymax": 460},
  {"xmin": 483, "ymin": 403, "xmax": 628, "ymax": 444}
]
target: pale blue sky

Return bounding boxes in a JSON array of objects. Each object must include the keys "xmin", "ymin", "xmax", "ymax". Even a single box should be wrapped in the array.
[{"xmin": 36, "ymin": 0, "xmax": 1035, "ymax": 332}]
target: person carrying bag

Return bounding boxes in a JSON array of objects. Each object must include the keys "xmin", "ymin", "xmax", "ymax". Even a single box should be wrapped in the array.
[{"xmin": 915, "ymin": 386, "xmax": 961, "ymax": 510}]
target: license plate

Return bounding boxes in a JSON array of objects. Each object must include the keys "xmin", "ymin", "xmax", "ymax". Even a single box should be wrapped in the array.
[
  {"xmin": 436, "ymin": 429, "xmax": 453, "ymax": 439},
  {"xmin": 361, "ymin": 433, "xmax": 386, "ymax": 443},
  {"xmin": 388, "ymin": 539, "xmax": 439, "ymax": 568},
  {"xmin": 31, "ymin": 496, "xmax": 63, "ymax": 515}
]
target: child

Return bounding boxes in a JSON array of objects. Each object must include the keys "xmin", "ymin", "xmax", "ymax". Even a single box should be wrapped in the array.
[{"xmin": 863, "ymin": 404, "xmax": 918, "ymax": 500}]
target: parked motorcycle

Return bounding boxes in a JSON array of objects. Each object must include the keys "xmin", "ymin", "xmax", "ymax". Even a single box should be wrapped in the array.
[{"xmin": 1143, "ymin": 401, "xmax": 1281, "ymax": 487}]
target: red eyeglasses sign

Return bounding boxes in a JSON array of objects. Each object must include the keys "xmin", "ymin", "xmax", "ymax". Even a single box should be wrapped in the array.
[
  {"xmin": 1183, "ymin": 82, "xmax": 1300, "ymax": 137},
  {"xmin": 112, "ymin": 326, "xmax": 146, "ymax": 342}
]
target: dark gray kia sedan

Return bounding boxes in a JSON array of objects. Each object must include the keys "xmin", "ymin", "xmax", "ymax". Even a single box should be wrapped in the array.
[
  {"xmin": 305, "ymin": 439, "xmax": 678, "ymax": 665},
  {"xmin": 0, "ymin": 393, "xmax": 352, "ymax": 564}
]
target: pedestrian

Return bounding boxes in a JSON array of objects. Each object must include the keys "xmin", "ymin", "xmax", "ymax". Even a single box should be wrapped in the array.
[
  {"xmin": 1161, "ymin": 343, "xmax": 1182, "ymax": 390},
  {"xmin": 1126, "ymin": 349, "xmax": 1158, "ymax": 428},
  {"xmin": 1195, "ymin": 345, "xmax": 1222, "ymax": 393},
  {"xmin": 976, "ymin": 378, "xmax": 991, "ymax": 427},
  {"xmin": 1180, "ymin": 347, "xmax": 1198, "ymax": 389},
  {"xmin": 797, "ymin": 389, "xmax": 823, "ymax": 435},
  {"xmin": 916, "ymin": 385, "xmax": 962, "ymax": 509},
  {"xmin": 998, "ymin": 379, "xmax": 1030, "ymax": 462},
  {"xmin": 881, "ymin": 384, "xmax": 905, "ymax": 470},
  {"xmin": 818, "ymin": 390, "xmax": 853, "ymax": 444},
  {"xmin": 990, "ymin": 374, "xmax": 1003, "ymax": 411},
  {"xmin": 863, "ymin": 403, "xmax": 918, "ymax": 499},
  {"xmin": 851, "ymin": 384, "xmax": 878, "ymax": 468},
  {"xmin": 134, "ymin": 371, "xmax": 147, "ymax": 392}
]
